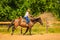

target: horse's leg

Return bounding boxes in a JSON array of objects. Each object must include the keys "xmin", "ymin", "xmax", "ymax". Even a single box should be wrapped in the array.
[
  {"xmin": 21, "ymin": 27, "xmax": 22, "ymax": 34},
  {"xmin": 7, "ymin": 20, "xmax": 14, "ymax": 31},
  {"xmin": 7, "ymin": 23, "xmax": 13, "ymax": 31},
  {"xmin": 11, "ymin": 26, "xmax": 15, "ymax": 35},
  {"xmin": 29, "ymin": 28, "xmax": 32, "ymax": 35},
  {"xmin": 23, "ymin": 27, "xmax": 29, "ymax": 35}
]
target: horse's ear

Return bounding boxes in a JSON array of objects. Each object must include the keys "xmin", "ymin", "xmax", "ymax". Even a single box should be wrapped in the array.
[{"xmin": 39, "ymin": 17, "xmax": 41, "ymax": 19}]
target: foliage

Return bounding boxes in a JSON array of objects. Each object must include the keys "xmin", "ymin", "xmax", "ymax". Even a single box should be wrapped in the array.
[{"xmin": 0, "ymin": 0, "xmax": 60, "ymax": 21}]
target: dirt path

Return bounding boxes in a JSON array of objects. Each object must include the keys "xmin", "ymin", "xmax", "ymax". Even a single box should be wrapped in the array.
[{"xmin": 0, "ymin": 33, "xmax": 60, "ymax": 40}]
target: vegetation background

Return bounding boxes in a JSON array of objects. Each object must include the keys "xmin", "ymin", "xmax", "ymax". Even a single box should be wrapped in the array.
[{"xmin": 0, "ymin": 0, "xmax": 60, "ymax": 21}]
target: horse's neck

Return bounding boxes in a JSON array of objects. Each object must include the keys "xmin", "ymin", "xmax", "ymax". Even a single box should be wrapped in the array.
[
  {"xmin": 31, "ymin": 19, "xmax": 37, "ymax": 24},
  {"xmin": 32, "ymin": 17, "xmax": 39, "ymax": 24}
]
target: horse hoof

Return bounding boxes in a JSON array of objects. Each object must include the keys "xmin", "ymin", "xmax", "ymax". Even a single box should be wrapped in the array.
[
  {"xmin": 23, "ymin": 33, "xmax": 25, "ymax": 35},
  {"xmin": 30, "ymin": 34, "xmax": 32, "ymax": 35},
  {"xmin": 11, "ymin": 33, "xmax": 13, "ymax": 35}
]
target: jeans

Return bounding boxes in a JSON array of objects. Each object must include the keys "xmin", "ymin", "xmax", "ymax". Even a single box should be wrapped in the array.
[{"xmin": 24, "ymin": 16, "xmax": 30, "ymax": 24}]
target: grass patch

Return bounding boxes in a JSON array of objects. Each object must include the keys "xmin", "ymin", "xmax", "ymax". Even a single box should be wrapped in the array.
[{"xmin": 0, "ymin": 23, "xmax": 60, "ymax": 35}]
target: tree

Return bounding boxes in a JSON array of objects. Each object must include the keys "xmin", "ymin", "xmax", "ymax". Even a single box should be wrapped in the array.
[{"xmin": 0, "ymin": 0, "xmax": 60, "ymax": 21}]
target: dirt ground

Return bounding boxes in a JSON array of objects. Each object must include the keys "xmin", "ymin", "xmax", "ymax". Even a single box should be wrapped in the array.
[{"xmin": 0, "ymin": 33, "xmax": 60, "ymax": 40}]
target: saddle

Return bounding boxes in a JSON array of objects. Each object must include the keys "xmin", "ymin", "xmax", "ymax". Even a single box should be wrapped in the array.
[
  {"xmin": 21, "ymin": 18, "xmax": 26, "ymax": 22},
  {"xmin": 20, "ymin": 18, "xmax": 29, "ymax": 26}
]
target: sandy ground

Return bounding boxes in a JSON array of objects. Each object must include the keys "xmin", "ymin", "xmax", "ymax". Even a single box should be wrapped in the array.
[{"xmin": 0, "ymin": 33, "xmax": 60, "ymax": 40}]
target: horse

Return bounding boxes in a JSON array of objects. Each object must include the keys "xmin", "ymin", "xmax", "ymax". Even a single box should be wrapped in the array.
[{"xmin": 7, "ymin": 16, "xmax": 43, "ymax": 35}]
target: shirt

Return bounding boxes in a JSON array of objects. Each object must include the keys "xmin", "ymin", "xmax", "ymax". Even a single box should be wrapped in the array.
[{"xmin": 24, "ymin": 12, "xmax": 29, "ymax": 17}]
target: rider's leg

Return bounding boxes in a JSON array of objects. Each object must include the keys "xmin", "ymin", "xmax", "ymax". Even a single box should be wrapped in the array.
[
  {"xmin": 25, "ymin": 16, "xmax": 30, "ymax": 24},
  {"xmin": 24, "ymin": 16, "xmax": 30, "ymax": 26}
]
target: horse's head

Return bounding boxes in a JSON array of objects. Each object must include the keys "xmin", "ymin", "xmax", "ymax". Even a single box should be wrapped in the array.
[{"xmin": 35, "ymin": 17, "xmax": 43, "ymax": 25}]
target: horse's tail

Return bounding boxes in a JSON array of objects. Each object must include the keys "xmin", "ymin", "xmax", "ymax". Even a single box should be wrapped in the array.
[{"xmin": 7, "ymin": 20, "xmax": 15, "ymax": 31}]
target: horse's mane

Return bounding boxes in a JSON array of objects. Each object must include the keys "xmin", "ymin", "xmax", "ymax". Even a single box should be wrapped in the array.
[{"xmin": 30, "ymin": 17, "xmax": 40, "ymax": 22}]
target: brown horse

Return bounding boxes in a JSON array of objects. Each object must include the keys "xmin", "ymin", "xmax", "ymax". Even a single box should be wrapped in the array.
[{"xmin": 8, "ymin": 16, "xmax": 43, "ymax": 35}]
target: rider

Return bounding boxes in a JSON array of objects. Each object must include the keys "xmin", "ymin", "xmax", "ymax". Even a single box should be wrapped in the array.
[{"xmin": 24, "ymin": 9, "xmax": 30, "ymax": 24}]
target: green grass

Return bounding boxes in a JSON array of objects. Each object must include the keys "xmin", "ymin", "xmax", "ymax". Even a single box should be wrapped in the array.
[{"xmin": 0, "ymin": 23, "xmax": 60, "ymax": 35}]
